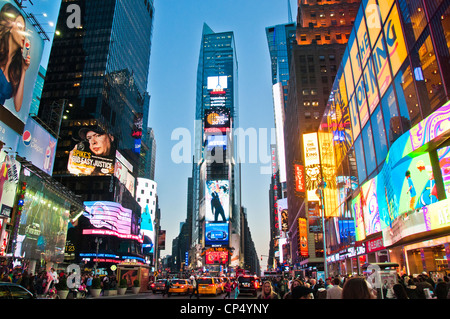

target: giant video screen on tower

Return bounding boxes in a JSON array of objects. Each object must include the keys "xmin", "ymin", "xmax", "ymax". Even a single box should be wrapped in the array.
[{"xmin": 205, "ymin": 180, "xmax": 230, "ymax": 222}]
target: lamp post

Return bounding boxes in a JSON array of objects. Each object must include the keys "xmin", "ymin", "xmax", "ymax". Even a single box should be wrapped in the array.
[
  {"xmin": 94, "ymin": 237, "xmax": 102, "ymax": 275},
  {"xmin": 316, "ymin": 180, "xmax": 328, "ymax": 279}
]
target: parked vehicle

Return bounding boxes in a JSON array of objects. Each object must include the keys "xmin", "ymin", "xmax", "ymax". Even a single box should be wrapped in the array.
[{"xmin": 0, "ymin": 283, "xmax": 36, "ymax": 299}]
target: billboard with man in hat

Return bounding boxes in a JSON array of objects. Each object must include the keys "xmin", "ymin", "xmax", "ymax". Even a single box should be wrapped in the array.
[{"xmin": 67, "ymin": 125, "xmax": 116, "ymax": 176}]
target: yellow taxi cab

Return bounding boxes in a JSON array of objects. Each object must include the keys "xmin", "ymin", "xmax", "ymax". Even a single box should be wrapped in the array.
[
  {"xmin": 214, "ymin": 277, "xmax": 225, "ymax": 294},
  {"xmin": 168, "ymin": 279, "xmax": 193, "ymax": 295},
  {"xmin": 197, "ymin": 277, "xmax": 219, "ymax": 296}
]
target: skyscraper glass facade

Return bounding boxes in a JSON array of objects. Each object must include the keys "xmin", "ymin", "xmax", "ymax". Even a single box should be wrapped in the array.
[{"xmin": 192, "ymin": 24, "xmax": 241, "ymax": 269}]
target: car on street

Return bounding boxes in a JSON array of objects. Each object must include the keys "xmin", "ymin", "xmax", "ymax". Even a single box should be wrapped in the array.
[
  {"xmin": 237, "ymin": 275, "xmax": 258, "ymax": 297},
  {"xmin": 0, "ymin": 282, "xmax": 36, "ymax": 299},
  {"xmin": 197, "ymin": 277, "xmax": 219, "ymax": 296},
  {"xmin": 149, "ymin": 279, "xmax": 168, "ymax": 293},
  {"xmin": 168, "ymin": 279, "xmax": 193, "ymax": 295}
]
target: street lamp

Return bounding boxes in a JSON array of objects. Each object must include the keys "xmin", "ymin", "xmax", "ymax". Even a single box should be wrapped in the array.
[
  {"xmin": 315, "ymin": 180, "xmax": 328, "ymax": 279},
  {"xmin": 94, "ymin": 237, "xmax": 102, "ymax": 275}
]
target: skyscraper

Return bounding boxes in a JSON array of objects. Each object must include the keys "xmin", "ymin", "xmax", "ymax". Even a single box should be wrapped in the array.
[
  {"xmin": 191, "ymin": 23, "xmax": 241, "ymax": 272},
  {"xmin": 38, "ymin": 0, "xmax": 155, "ymax": 267},
  {"xmin": 284, "ymin": 0, "xmax": 361, "ymax": 267}
]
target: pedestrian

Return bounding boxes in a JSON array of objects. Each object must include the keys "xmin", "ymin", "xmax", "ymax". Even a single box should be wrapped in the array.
[
  {"xmin": 233, "ymin": 278, "xmax": 240, "ymax": 299},
  {"xmin": 405, "ymin": 278, "xmax": 419, "ymax": 299},
  {"xmin": 416, "ymin": 275, "xmax": 434, "ymax": 299},
  {"xmin": 434, "ymin": 281, "xmax": 448, "ymax": 299},
  {"xmin": 283, "ymin": 279, "xmax": 303, "ymax": 299},
  {"xmin": 86, "ymin": 274, "xmax": 93, "ymax": 296},
  {"xmin": 342, "ymin": 277, "xmax": 376, "ymax": 299},
  {"xmin": 190, "ymin": 276, "xmax": 199, "ymax": 299},
  {"xmin": 223, "ymin": 278, "xmax": 232, "ymax": 299},
  {"xmin": 393, "ymin": 283, "xmax": 409, "ymax": 299},
  {"xmin": 19, "ymin": 271, "xmax": 30, "ymax": 291},
  {"xmin": 326, "ymin": 277, "xmax": 343, "ymax": 299},
  {"xmin": 291, "ymin": 285, "xmax": 315, "ymax": 299},
  {"xmin": 258, "ymin": 281, "xmax": 280, "ymax": 299},
  {"xmin": 162, "ymin": 278, "xmax": 172, "ymax": 297}
]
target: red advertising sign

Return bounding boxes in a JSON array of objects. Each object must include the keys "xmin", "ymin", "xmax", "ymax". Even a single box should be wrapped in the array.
[
  {"xmin": 298, "ymin": 218, "xmax": 309, "ymax": 257},
  {"xmin": 205, "ymin": 250, "xmax": 229, "ymax": 264},
  {"xmin": 366, "ymin": 237, "xmax": 385, "ymax": 253},
  {"xmin": 294, "ymin": 163, "xmax": 305, "ymax": 193}
]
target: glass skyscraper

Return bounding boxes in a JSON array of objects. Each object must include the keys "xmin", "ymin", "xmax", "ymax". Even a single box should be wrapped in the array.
[
  {"xmin": 37, "ymin": 0, "xmax": 155, "ymax": 267},
  {"xmin": 192, "ymin": 23, "xmax": 241, "ymax": 271}
]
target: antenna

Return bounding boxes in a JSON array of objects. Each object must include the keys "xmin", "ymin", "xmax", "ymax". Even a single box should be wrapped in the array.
[{"xmin": 287, "ymin": 0, "xmax": 293, "ymax": 23}]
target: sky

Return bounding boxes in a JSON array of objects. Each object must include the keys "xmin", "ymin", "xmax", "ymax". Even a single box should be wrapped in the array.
[{"xmin": 28, "ymin": 0, "xmax": 296, "ymax": 271}]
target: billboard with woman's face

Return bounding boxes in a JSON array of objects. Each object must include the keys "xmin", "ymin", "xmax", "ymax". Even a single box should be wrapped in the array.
[{"xmin": 0, "ymin": 1, "xmax": 44, "ymax": 133}]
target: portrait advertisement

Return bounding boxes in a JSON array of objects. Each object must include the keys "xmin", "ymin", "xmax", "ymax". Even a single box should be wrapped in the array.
[
  {"xmin": 0, "ymin": 0, "xmax": 44, "ymax": 131},
  {"xmin": 67, "ymin": 125, "xmax": 116, "ymax": 176}
]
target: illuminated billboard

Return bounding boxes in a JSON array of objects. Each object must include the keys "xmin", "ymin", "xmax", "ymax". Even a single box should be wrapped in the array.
[
  {"xmin": 277, "ymin": 198, "xmax": 288, "ymax": 238},
  {"xmin": 114, "ymin": 151, "xmax": 135, "ymax": 197},
  {"xmin": 303, "ymin": 132, "xmax": 321, "ymax": 202},
  {"xmin": 205, "ymin": 180, "xmax": 230, "ymax": 222},
  {"xmin": 204, "ymin": 108, "xmax": 230, "ymax": 132},
  {"xmin": 207, "ymin": 76, "xmax": 227, "ymax": 92},
  {"xmin": 14, "ymin": 173, "xmax": 70, "ymax": 263},
  {"xmin": 0, "ymin": 151, "xmax": 20, "ymax": 218},
  {"xmin": 0, "ymin": 0, "xmax": 45, "ymax": 134},
  {"xmin": 298, "ymin": 218, "xmax": 308, "ymax": 257},
  {"xmin": 17, "ymin": 117, "xmax": 57, "ymax": 175},
  {"xmin": 205, "ymin": 249, "xmax": 229, "ymax": 265},
  {"xmin": 206, "ymin": 134, "xmax": 227, "ymax": 151},
  {"xmin": 360, "ymin": 177, "xmax": 381, "ymax": 236},
  {"xmin": 67, "ymin": 126, "xmax": 116, "ymax": 176},
  {"xmin": 294, "ymin": 163, "xmax": 305, "ymax": 194},
  {"xmin": 83, "ymin": 201, "xmax": 132, "ymax": 235},
  {"xmin": 205, "ymin": 222, "xmax": 229, "ymax": 247}
]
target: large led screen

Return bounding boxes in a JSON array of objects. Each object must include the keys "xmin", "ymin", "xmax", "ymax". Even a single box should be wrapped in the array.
[
  {"xmin": 360, "ymin": 177, "xmax": 381, "ymax": 236},
  {"xmin": 67, "ymin": 126, "xmax": 116, "ymax": 176},
  {"xmin": 205, "ymin": 222, "xmax": 229, "ymax": 247},
  {"xmin": 205, "ymin": 180, "xmax": 230, "ymax": 222},
  {"xmin": 14, "ymin": 173, "xmax": 70, "ymax": 263},
  {"xmin": 0, "ymin": 0, "xmax": 44, "ymax": 132},
  {"xmin": 83, "ymin": 201, "xmax": 132, "ymax": 235}
]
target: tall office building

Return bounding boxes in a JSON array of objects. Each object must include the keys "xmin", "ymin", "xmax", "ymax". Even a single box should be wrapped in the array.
[
  {"xmin": 38, "ymin": 0, "xmax": 155, "ymax": 267},
  {"xmin": 284, "ymin": 0, "xmax": 361, "ymax": 268},
  {"xmin": 191, "ymin": 23, "xmax": 241, "ymax": 272}
]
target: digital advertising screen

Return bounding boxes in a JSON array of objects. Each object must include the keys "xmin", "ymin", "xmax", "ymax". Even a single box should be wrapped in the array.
[
  {"xmin": 83, "ymin": 201, "xmax": 132, "ymax": 235},
  {"xmin": 67, "ymin": 126, "xmax": 116, "ymax": 176},
  {"xmin": 0, "ymin": 0, "xmax": 44, "ymax": 133},
  {"xmin": 14, "ymin": 173, "xmax": 70, "ymax": 263},
  {"xmin": 206, "ymin": 134, "xmax": 227, "ymax": 151},
  {"xmin": 0, "ymin": 151, "xmax": 20, "ymax": 218},
  {"xmin": 205, "ymin": 222, "xmax": 229, "ymax": 246},
  {"xmin": 17, "ymin": 117, "xmax": 57, "ymax": 175},
  {"xmin": 204, "ymin": 108, "xmax": 230, "ymax": 132},
  {"xmin": 205, "ymin": 180, "xmax": 230, "ymax": 222},
  {"xmin": 205, "ymin": 250, "xmax": 229, "ymax": 265}
]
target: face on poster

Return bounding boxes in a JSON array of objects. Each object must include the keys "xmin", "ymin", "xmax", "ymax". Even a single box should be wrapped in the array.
[
  {"xmin": 67, "ymin": 126, "xmax": 116, "ymax": 176},
  {"xmin": 0, "ymin": 0, "xmax": 44, "ymax": 125},
  {"xmin": 205, "ymin": 180, "xmax": 230, "ymax": 222}
]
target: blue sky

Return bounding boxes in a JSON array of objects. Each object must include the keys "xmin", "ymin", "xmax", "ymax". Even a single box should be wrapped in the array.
[{"xmin": 30, "ymin": 0, "xmax": 296, "ymax": 271}]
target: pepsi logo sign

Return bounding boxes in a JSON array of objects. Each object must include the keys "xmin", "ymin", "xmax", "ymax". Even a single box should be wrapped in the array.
[{"xmin": 22, "ymin": 131, "xmax": 32, "ymax": 146}]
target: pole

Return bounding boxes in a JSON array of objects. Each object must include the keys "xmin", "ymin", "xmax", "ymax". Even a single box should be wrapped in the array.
[{"xmin": 318, "ymin": 185, "xmax": 328, "ymax": 279}]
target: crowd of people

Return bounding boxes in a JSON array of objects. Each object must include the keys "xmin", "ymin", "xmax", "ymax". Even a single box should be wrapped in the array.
[{"xmin": 256, "ymin": 272, "xmax": 450, "ymax": 299}]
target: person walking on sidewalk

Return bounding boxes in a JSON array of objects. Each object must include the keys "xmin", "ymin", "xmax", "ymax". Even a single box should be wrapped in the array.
[
  {"xmin": 189, "ymin": 276, "xmax": 199, "ymax": 299},
  {"xmin": 224, "ymin": 278, "xmax": 232, "ymax": 299}
]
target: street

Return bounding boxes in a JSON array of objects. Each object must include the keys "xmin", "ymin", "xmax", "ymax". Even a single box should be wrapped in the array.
[{"xmin": 92, "ymin": 291, "xmax": 258, "ymax": 300}]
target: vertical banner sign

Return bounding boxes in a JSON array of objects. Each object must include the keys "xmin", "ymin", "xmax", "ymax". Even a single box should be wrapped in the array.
[
  {"xmin": 294, "ymin": 163, "xmax": 305, "ymax": 194},
  {"xmin": 303, "ymin": 133, "xmax": 321, "ymax": 202},
  {"xmin": 298, "ymin": 218, "xmax": 308, "ymax": 257}
]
